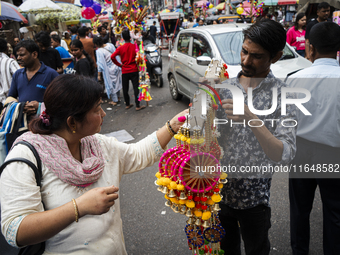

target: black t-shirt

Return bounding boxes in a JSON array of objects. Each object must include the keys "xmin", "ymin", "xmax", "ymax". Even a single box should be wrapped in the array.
[
  {"xmin": 150, "ymin": 25, "xmax": 157, "ymax": 38},
  {"xmin": 39, "ymin": 48, "xmax": 63, "ymax": 71},
  {"xmin": 305, "ymin": 18, "xmax": 318, "ymax": 40},
  {"xmin": 74, "ymin": 58, "xmax": 92, "ymax": 76}
]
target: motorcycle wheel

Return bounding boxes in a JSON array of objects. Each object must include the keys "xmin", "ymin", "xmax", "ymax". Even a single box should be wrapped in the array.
[{"xmin": 156, "ymin": 75, "xmax": 163, "ymax": 88}]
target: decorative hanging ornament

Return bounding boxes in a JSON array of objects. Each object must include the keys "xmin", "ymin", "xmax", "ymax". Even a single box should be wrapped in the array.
[
  {"xmin": 80, "ymin": 0, "xmax": 93, "ymax": 7},
  {"xmin": 104, "ymin": 0, "xmax": 112, "ymax": 4},
  {"xmin": 91, "ymin": 2, "xmax": 102, "ymax": 15},
  {"xmin": 0, "ymin": 22, "xmax": 2, "ymax": 29},
  {"xmin": 209, "ymin": 3, "xmax": 214, "ymax": 8},
  {"xmin": 81, "ymin": 7, "xmax": 96, "ymax": 19}
]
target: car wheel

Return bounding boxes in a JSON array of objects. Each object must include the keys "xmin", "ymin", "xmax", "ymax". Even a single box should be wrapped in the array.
[{"xmin": 169, "ymin": 74, "xmax": 182, "ymax": 100}]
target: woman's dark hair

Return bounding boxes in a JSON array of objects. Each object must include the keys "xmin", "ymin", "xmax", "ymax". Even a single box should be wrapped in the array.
[
  {"xmin": 243, "ymin": 19, "xmax": 286, "ymax": 59},
  {"xmin": 70, "ymin": 26, "xmax": 78, "ymax": 34},
  {"xmin": 51, "ymin": 35, "xmax": 61, "ymax": 44},
  {"xmin": 93, "ymin": 36, "xmax": 104, "ymax": 47},
  {"xmin": 35, "ymin": 31, "xmax": 51, "ymax": 48},
  {"xmin": 70, "ymin": 39, "xmax": 96, "ymax": 76},
  {"xmin": 29, "ymin": 74, "xmax": 103, "ymax": 134},
  {"xmin": 15, "ymin": 39, "xmax": 40, "ymax": 58},
  {"xmin": 0, "ymin": 38, "xmax": 7, "ymax": 52},
  {"xmin": 122, "ymin": 29, "xmax": 131, "ymax": 41},
  {"xmin": 294, "ymin": 13, "xmax": 306, "ymax": 30},
  {"xmin": 309, "ymin": 21, "xmax": 340, "ymax": 55}
]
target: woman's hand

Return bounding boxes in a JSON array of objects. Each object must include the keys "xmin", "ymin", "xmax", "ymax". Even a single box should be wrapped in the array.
[
  {"xmin": 76, "ymin": 185, "xmax": 119, "ymax": 217},
  {"xmin": 169, "ymin": 109, "xmax": 189, "ymax": 133}
]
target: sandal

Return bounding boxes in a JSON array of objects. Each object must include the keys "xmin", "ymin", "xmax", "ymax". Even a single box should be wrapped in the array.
[
  {"xmin": 136, "ymin": 105, "xmax": 146, "ymax": 111},
  {"xmin": 125, "ymin": 104, "xmax": 134, "ymax": 109},
  {"xmin": 108, "ymin": 101, "xmax": 118, "ymax": 106}
]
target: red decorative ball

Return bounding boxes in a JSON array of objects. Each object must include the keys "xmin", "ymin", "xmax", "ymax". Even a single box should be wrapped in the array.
[
  {"xmin": 187, "ymin": 195, "xmax": 193, "ymax": 200},
  {"xmin": 201, "ymin": 205, "xmax": 208, "ymax": 210},
  {"xmin": 81, "ymin": 7, "xmax": 96, "ymax": 19},
  {"xmin": 223, "ymin": 63, "xmax": 228, "ymax": 69},
  {"xmin": 201, "ymin": 197, "xmax": 208, "ymax": 202},
  {"xmin": 194, "ymin": 196, "xmax": 200, "ymax": 202},
  {"xmin": 207, "ymin": 192, "xmax": 213, "ymax": 196},
  {"xmin": 195, "ymin": 203, "xmax": 201, "ymax": 209},
  {"xmin": 214, "ymin": 188, "xmax": 220, "ymax": 193}
]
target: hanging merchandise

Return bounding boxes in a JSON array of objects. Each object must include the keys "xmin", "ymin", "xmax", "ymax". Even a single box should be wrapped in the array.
[
  {"xmin": 91, "ymin": 2, "xmax": 102, "ymax": 15},
  {"xmin": 80, "ymin": 0, "xmax": 94, "ymax": 8},
  {"xmin": 136, "ymin": 41, "xmax": 152, "ymax": 102},
  {"xmin": 155, "ymin": 59, "xmax": 230, "ymax": 255},
  {"xmin": 81, "ymin": 7, "xmax": 96, "ymax": 19}
]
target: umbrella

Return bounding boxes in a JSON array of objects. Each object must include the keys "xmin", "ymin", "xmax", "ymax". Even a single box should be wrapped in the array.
[
  {"xmin": 19, "ymin": 0, "xmax": 63, "ymax": 13},
  {"xmin": 216, "ymin": 2, "xmax": 225, "ymax": 10},
  {"xmin": 0, "ymin": 1, "xmax": 28, "ymax": 23}
]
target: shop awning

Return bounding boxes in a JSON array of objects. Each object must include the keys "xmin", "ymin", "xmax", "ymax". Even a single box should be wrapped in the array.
[
  {"xmin": 278, "ymin": 0, "xmax": 298, "ymax": 5},
  {"xmin": 262, "ymin": 0, "xmax": 279, "ymax": 5}
]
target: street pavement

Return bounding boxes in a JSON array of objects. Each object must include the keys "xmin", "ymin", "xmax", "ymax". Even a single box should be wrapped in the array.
[{"xmin": 0, "ymin": 52, "xmax": 323, "ymax": 255}]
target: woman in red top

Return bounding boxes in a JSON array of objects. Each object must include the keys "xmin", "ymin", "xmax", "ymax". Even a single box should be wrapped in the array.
[
  {"xmin": 286, "ymin": 13, "xmax": 307, "ymax": 57},
  {"xmin": 111, "ymin": 29, "xmax": 145, "ymax": 111}
]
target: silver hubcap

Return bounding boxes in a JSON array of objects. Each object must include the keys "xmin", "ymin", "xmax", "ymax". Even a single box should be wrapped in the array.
[{"xmin": 169, "ymin": 78, "xmax": 177, "ymax": 97}]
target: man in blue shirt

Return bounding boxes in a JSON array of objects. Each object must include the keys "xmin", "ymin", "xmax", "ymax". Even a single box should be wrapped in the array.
[
  {"xmin": 287, "ymin": 22, "xmax": 340, "ymax": 255},
  {"xmin": 51, "ymin": 35, "xmax": 71, "ymax": 59},
  {"xmin": 8, "ymin": 40, "xmax": 58, "ymax": 115}
]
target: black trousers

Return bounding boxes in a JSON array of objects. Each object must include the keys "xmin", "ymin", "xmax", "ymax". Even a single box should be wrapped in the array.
[
  {"xmin": 219, "ymin": 203, "xmax": 271, "ymax": 255},
  {"xmin": 122, "ymin": 71, "xmax": 140, "ymax": 107},
  {"xmin": 289, "ymin": 137, "xmax": 340, "ymax": 255}
]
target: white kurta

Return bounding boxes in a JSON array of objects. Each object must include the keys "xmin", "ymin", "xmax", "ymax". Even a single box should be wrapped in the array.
[{"xmin": 1, "ymin": 132, "xmax": 165, "ymax": 254}]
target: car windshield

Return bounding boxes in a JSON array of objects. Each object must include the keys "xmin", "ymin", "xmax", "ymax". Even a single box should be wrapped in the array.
[{"xmin": 212, "ymin": 31, "xmax": 295, "ymax": 65}]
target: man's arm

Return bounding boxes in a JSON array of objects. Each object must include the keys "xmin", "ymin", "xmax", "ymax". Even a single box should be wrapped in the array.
[
  {"xmin": 110, "ymin": 48, "xmax": 122, "ymax": 67},
  {"xmin": 55, "ymin": 50, "xmax": 64, "ymax": 74}
]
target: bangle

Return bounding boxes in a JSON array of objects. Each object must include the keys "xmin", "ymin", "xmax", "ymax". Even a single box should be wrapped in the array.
[
  {"xmin": 166, "ymin": 121, "xmax": 175, "ymax": 137},
  {"xmin": 167, "ymin": 120, "xmax": 177, "ymax": 135},
  {"xmin": 72, "ymin": 199, "xmax": 79, "ymax": 222}
]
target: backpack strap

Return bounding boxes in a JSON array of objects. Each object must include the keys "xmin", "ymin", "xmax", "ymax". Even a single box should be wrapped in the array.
[{"xmin": 0, "ymin": 141, "xmax": 42, "ymax": 186}]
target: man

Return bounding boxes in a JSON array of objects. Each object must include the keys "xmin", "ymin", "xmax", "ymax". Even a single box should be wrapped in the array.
[
  {"xmin": 35, "ymin": 31, "xmax": 63, "ymax": 74},
  {"xmin": 287, "ymin": 22, "xmax": 340, "ymax": 255},
  {"xmin": 70, "ymin": 26, "xmax": 78, "ymax": 41},
  {"xmin": 193, "ymin": 18, "xmax": 204, "ymax": 27},
  {"xmin": 305, "ymin": 2, "xmax": 330, "ymax": 60},
  {"xmin": 50, "ymin": 31, "xmax": 69, "ymax": 51},
  {"xmin": 110, "ymin": 29, "xmax": 145, "ymax": 111},
  {"xmin": 216, "ymin": 19, "xmax": 297, "ymax": 255},
  {"xmin": 51, "ymin": 35, "xmax": 71, "ymax": 59},
  {"xmin": 8, "ymin": 40, "xmax": 58, "ymax": 114},
  {"xmin": 149, "ymin": 21, "xmax": 157, "ymax": 39},
  {"xmin": 187, "ymin": 17, "xmax": 195, "ymax": 28},
  {"xmin": 98, "ymin": 26, "xmax": 109, "ymax": 44},
  {"xmin": 0, "ymin": 38, "xmax": 20, "ymax": 106},
  {"xmin": 142, "ymin": 30, "xmax": 156, "ymax": 44},
  {"xmin": 78, "ymin": 27, "xmax": 96, "ymax": 66},
  {"xmin": 277, "ymin": 7, "xmax": 283, "ymax": 21},
  {"xmin": 13, "ymin": 37, "xmax": 20, "ymax": 59}
]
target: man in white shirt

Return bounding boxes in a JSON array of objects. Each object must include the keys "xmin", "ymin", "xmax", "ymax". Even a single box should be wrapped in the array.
[
  {"xmin": 287, "ymin": 22, "xmax": 340, "ymax": 255},
  {"xmin": 0, "ymin": 38, "xmax": 20, "ymax": 106}
]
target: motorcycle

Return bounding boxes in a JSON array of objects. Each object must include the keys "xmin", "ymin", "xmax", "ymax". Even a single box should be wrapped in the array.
[{"xmin": 144, "ymin": 40, "xmax": 163, "ymax": 87}]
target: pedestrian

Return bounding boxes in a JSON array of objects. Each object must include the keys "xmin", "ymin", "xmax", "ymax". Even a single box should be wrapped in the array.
[
  {"xmin": 50, "ymin": 31, "xmax": 69, "ymax": 52},
  {"xmin": 70, "ymin": 39, "xmax": 96, "ymax": 78},
  {"xmin": 93, "ymin": 36, "xmax": 122, "ymax": 106},
  {"xmin": 86, "ymin": 27, "xmax": 93, "ymax": 39},
  {"xmin": 213, "ymin": 20, "xmax": 218, "ymax": 24},
  {"xmin": 51, "ymin": 35, "xmax": 72, "ymax": 59},
  {"xmin": 286, "ymin": 13, "xmax": 306, "ymax": 57},
  {"xmin": 35, "ymin": 31, "xmax": 63, "ymax": 74},
  {"xmin": 277, "ymin": 7, "xmax": 283, "ymax": 21},
  {"xmin": 287, "ymin": 21, "xmax": 340, "ymax": 255},
  {"xmin": 149, "ymin": 21, "xmax": 157, "ymax": 39},
  {"xmin": 78, "ymin": 27, "xmax": 96, "ymax": 67},
  {"xmin": 7, "ymin": 40, "xmax": 58, "ymax": 114},
  {"xmin": 187, "ymin": 17, "xmax": 195, "ymax": 28},
  {"xmin": 216, "ymin": 19, "xmax": 297, "ymax": 255},
  {"xmin": 97, "ymin": 26, "xmax": 109, "ymax": 44},
  {"xmin": 0, "ymin": 74, "xmax": 188, "ymax": 255},
  {"xmin": 0, "ymin": 38, "xmax": 20, "ymax": 106},
  {"xmin": 70, "ymin": 26, "xmax": 78, "ymax": 40},
  {"xmin": 110, "ymin": 29, "xmax": 145, "ymax": 111},
  {"xmin": 305, "ymin": 2, "xmax": 330, "ymax": 60},
  {"xmin": 142, "ymin": 30, "xmax": 156, "ymax": 44},
  {"xmin": 63, "ymin": 31, "xmax": 72, "ymax": 49}
]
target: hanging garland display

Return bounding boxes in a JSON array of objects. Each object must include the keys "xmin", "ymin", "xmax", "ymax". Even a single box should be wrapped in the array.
[
  {"xmin": 155, "ymin": 59, "xmax": 230, "ymax": 254},
  {"xmin": 136, "ymin": 41, "xmax": 152, "ymax": 102}
]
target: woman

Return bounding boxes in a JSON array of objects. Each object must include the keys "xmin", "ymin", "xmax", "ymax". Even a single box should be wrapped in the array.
[
  {"xmin": 286, "ymin": 13, "xmax": 306, "ymax": 57},
  {"xmin": 93, "ymin": 37, "xmax": 122, "ymax": 106},
  {"xmin": 0, "ymin": 74, "xmax": 187, "ymax": 254},
  {"xmin": 70, "ymin": 39, "xmax": 96, "ymax": 77}
]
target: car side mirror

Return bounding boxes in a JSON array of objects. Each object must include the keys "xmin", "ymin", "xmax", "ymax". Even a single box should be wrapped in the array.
[{"xmin": 196, "ymin": 56, "xmax": 212, "ymax": 66}]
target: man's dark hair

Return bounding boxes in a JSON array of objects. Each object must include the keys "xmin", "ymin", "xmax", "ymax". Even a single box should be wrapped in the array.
[
  {"xmin": 243, "ymin": 19, "xmax": 286, "ymax": 59},
  {"xmin": 0, "ymin": 38, "xmax": 8, "ymax": 52},
  {"xmin": 189, "ymin": 17, "xmax": 193, "ymax": 22},
  {"xmin": 98, "ymin": 26, "xmax": 105, "ymax": 33},
  {"xmin": 70, "ymin": 26, "xmax": 78, "ymax": 34},
  {"xmin": 309, "ymin": 21, "xmax": 340, "ymax": 55},
  {"xmin": 78, "ymin": 27, "xmax": 87, "ymax": 37},
  {"xmin": 122, "ymin": 29, "xmax": 131, "ymax": 41},
  {"xmin": 317, "ymin": 2, "xmax": 330, "ymax": 10},
  {"xmin": 35, "ymin": 31, "xmax": 51, "ymax": 47},
  {"xmin": 196, "ymin": 17, "xmax": 201, "ymax": 22},
  {"xmin": 153, "ymin": 21, "xmax": 156, "ymax": 25},
  {"xmin": 103, "ymin": 22, "xmax": 108, "ymax": 29},
  {"xmin": 51, "ymin": 35, "xmax": 61, "ymax": 44},
  {"xmin": 93, "ymin": 36, "xmax": 104, "ymax": 47},
  {"xmin": 15, "ymin": 39, "xmax": 40, "ymax": 58}
]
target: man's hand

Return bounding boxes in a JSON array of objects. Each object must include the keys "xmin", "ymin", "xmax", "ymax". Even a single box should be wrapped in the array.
[
  {"xmin": 222, "ymin": 99, "xmax": 257, "ymax": 123},
  {"xmin": 57, "ymin": 67, "xmax": 63, "ymax": 74},
  {"xmin": 24, "ymin": 101, "xmax": 39, "ymax": 114}
]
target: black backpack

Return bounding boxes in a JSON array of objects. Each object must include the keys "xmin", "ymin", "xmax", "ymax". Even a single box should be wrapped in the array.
[{"xmin": 0, "ymin": 141, "xmax": 45, "ymax": 255}]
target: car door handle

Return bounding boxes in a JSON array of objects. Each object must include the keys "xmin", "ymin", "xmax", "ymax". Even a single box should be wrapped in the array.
[{"xmin": 188, "ymin": 61, "xmax": 193, "ymax": 66}]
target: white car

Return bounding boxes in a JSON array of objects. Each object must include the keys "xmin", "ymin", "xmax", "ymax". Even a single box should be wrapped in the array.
[{"xmin": 167, "ymin": 24, "xmax": 312, "ymax": 100}]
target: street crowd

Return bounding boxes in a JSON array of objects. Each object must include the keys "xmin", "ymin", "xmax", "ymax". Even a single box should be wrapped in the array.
[{"xmin": 0, "ymin": 2, "xmax": 339, "ymax": 255}]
